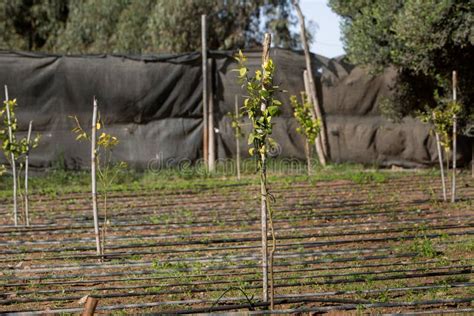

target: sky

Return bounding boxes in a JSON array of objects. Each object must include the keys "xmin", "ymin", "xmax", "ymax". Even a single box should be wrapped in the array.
[{"xmin": 300, "ymin": 0, "xmax": 345, "ymax": 58}]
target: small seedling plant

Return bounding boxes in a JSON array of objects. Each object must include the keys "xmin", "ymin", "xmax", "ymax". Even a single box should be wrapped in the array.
[
  {"xmin": 419, "ymin": 95, "xmax": 462, "ymax": 201},
  {"xmin": 1, "ymin": 97, "xmax": 40, "ymax": 225},
  {"xmin": 227, "ymin": 99, "xmax": 244, "ymax": 179},
  {"xmin": 71, "ymin": 109, "xmax": 126, "ymax": 255},
  {"xmin": 235, "ymin": 33, "xmax": 282, "ymax": 308},
  {"xmin": 290, "ymin": 92, "xmax": 321, "ymax": 175}
]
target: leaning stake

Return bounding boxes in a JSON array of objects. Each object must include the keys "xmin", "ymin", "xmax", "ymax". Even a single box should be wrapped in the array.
[
  {"xmin": 433, "ymin": 121, "xmax": 447, "ymax": 202},
  {"xmin": 293, "ymin": 0, "xmax": 328, "ymax": 164},
  {"xmin": 91, "ymin": 98, "xmax": 102, "ymax": 256},
  {"xmin": 4, "ymin": 85, "xmax": 18, "ymax": 226},
  {"xmin": 24, "ymin": 120, "xmax": 33, "ymax": 226}
]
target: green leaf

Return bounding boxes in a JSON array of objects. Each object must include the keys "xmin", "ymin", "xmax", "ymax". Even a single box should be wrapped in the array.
[{"xmin": 268, "ymin": 105, "xmax": 279, "ymax": 116}]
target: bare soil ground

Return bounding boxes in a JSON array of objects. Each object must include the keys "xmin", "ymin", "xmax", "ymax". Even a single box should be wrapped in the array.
[{"xmin": 0, "ymin": 172, "xmax": 473, "ymax": 314}]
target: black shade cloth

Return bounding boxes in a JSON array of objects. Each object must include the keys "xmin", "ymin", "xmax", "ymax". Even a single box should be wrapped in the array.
[{"xmin": 0, "ymin": 49, "xmax": 471, "ymax": 169}]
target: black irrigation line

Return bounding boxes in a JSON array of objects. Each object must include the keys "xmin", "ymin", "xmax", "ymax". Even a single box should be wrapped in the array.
[
  {"xmin": 0, "ymin": 208, "xmax": 459, "ymax": 244},
  {"xmin": 0, "ymin": 173, "xmax": 444, "ymax": 205},
  {"xmin": 2, "ymin": 222, "xmax": 472, "ymax": 256},
  {"xmin": 1, "ymin": 213, "xmax": 469, "ymax": 248},
  {"xmin": 2, "ymin": 236, "xmax": 470, "ymax": 279},
  {"xmin": 4, "ymin": 263, "xmax": 473, "ymax": 299},
  {"xmin": 0, "ymin": 203, "xmax": 444, "ymax": 236},
  {"xmin": 0, "ymin": 267, "xmax": 474, "ymax": 305},
  {"xmin": 0, "ymin": 251, "xmax": 428, "ymax": 283},
  {"xmin": 1, "ymin": 177, "xmax": 465, "ymax": 221},
  {"xmin": 386, "ymin": 308, "xmax": 474, "ymax": 315},
  {"xmin": 6, "ymin": 284, "xmax": 474, "ymax": 315},
  {"xmin": 2, "ymin": 266, "xmax": 472, "ymax": 305},
  {"xmin": 3, "ymin": 257, "xmax": 469, "ymax": 289},
  {"xmin": 167, "ymin": 297, "xmax": 474, "ymax": 315},
  {"xmin": 1, "ymin": 238, "xmax": 471, "ymax": 280},
  {"xmin": 7, "ymin": 179, "xmax": 465, "ymax": 218},
  {"xmin": 1, "ymin": 221, "xmax": 471, "ymax": 265},
  {"xmin": 0, "ymin": 189, "xmax": 441, "ymax": 226}
]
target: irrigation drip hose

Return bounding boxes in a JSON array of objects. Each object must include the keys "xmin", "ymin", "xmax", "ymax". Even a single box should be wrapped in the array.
[
  {"xmin": 3, "ymin": 257, "xmax": 469, "ymax": 288},
  {"xmin": 0, "ymin": 211, "xmax": 466, "ymax": 242},
  {"xmin": 2, "ymin": 267, "xmax": 472, "ymax": 305},
  {"xmin": 0, "ymin": 174, "xmax": 448, "ymax": 205},
  {"xmin": 5, "ymin": 283, "xmax": 474, "ymax": 315},
  {"xmin": 2, "ymin": 225, "xmax": 473, "ymax": 256},
  {"xmin": 4, "ymin": 264, "xmax": 473, "ymax": 297},
  {"xmin": 1, "ymin": 219, "xmax": 471, "ymax": 250},
  {"xmin": 246, "ymin": 297, "xmax": 474, "ymax": 315}
]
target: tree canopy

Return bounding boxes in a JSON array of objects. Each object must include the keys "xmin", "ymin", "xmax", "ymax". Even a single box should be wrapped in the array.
[
  {"xmin": 0, "ymin": 0, "xmax": 302, "ymax": 54},
  {"xmin": 329, "ymin": 0, "xmax": 473, "ymax": 124}
]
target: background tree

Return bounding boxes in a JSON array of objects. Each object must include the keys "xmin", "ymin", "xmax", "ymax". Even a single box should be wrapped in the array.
[
  {"xmin": 1, "ymin": 0, "xmax": 306, "ymax": 54},
  {"xmin": 329, "ymin": 0, "xmax": 473, "ymax": 124}
]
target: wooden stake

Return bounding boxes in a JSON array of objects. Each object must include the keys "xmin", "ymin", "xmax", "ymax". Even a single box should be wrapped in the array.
[
  {"xmin": 260, "ymin": 33, "xmax": 271, "ymax": 304},
  {"xmin": 293, "ymin": 0, "xmax": 329, "ymax": 164},
  {"xmin": 4, "ymin": 85, "xmax": 18, "ymax": 226},
  {"xmin": 81, "ymin": 296, "xmax": 99, "ymax": 316},
  {"xmin": 208, "ymin": 58, "xmax": 215, "ymax": 172},
  {"xmin": 451, "ymin": 70, "xmax": 457, "ymax": 203},
  {"xmin": 235, "ymin": 95, "xmax": 241, "ymax": 180},
  {"xmin": 91, "ymin": 98, "xmax": 101, "ymax": 256},
  {"xmin": 202, "ymin": 14, "xmax": 209, "ymax": 168},
  {"xmin": 24, "ymin": 120, "xmax": 33, "ymax": 226},
  {"xmin": 304, "ymin": 70, "xmax": 326, "ymax": 166}
]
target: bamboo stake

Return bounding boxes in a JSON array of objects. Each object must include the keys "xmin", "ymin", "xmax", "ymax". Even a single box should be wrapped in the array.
[
  {"xmin": 4, "ymin": 85, "xmax": 18, "ymax": 226},
  {"xmin": 451, "ymin": 71, "xmax": 457, "ymax": 203},
  {"xmin": 202, "ymin": 14, "xmax": 209, "ymax": 168},
  {"xmin": 293, "ymin": 0, "xmax": 329, "ymax": 164},
  {"xmin": 304, "ymin": 71, "xmax": 326, "ymax": 165},
  {"xmin": 91, "ymin": 98, "xmax": 101, "ymax": 256},
  {"xmin": 260, "ymin": 33, "xmax": 271, "ymax": 304},
  {"xmin": 235, "ymin": 95, "xmax": 241, "ymax": 180},
  {"xmin": 208, "ymin": 58, "xmax": 216, "ymax": 172},
  {"xmin": 24, "ymin": 120, "xmax": 33, "ymax": 226},
  {"xmin": 433, "ymin": 123, "xmax": 447, "ymax": 202}
]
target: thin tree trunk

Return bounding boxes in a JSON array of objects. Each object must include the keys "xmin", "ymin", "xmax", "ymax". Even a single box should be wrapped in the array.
[
  {"xmin": 101, "ymin": 191, "xmax": 108, "ymax": 256},
  {"xmin": 235, "ymin": 95, "xmax": 241, "ymax": 180},
  {"xmin": 202, "ymin": 14, "xmax": 209, "ymax": 168},
  {"xmin": 24, "ymin": 121, "xmax": 33, "ymax": 226},
  {"xmin": 451, "ymin": 70, "xmax": 457, "ymax": 203},
  {"xmin": 293, "ymin": 0, "xmax": 329, "ymax": 164},
  {"xmin": 91, "ymin": 98, "xmax": 101, "ymax": 257},
  {"xmin": 304, "ymin": 71, "xmax": 326, "ymax": 165},
  {"xmin": 434, "ymin": 129, "xmax": 447, "ymax": 202},
  {"xmin": 4, "ymin": 85, "xmax": 18, "ymax": 226},
  {"xmin": 260, "ymin": 33, "xmax": 271, "ymax": 305},
  {"xmin": 305, "ymin": 139, "xmax": 311, "ymax": 176}
]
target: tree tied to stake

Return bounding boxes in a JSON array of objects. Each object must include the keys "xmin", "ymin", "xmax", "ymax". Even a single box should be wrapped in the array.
[
  {"xmin": 290, "ymin": 92, "xmax": 321, "ymax": 174},
  {"xmin": 71, "ymin": 111, "xmax": 127, "ymax": 256},
  {"xmin": 1, "ymin": 97, "xmax": 40, "ymax": 225},
  {"xmin": 235, "ymin": 33, "xmax": 281, "ymax": 308}
]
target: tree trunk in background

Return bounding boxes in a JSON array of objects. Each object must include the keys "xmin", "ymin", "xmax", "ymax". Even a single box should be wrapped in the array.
[{"xmin": 293, "ymin": 0, "xmax": 329, "ymax": 165}]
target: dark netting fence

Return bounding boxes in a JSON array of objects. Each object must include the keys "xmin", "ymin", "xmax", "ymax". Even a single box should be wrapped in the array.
[{"xmin": 0, "ymin": 49, "xmax": 471, "ymax": 170}]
